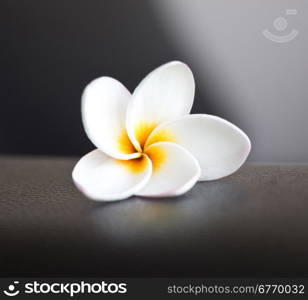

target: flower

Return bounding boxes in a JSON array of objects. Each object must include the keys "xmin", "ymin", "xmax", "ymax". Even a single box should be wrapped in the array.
[{"xmin": 72, "ymin": 61, "xmax": 251, "ymax": 201}]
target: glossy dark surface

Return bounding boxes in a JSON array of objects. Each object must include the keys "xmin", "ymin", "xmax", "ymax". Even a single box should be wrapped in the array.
[{"xmin": 1, "ymin": 156, "xmax": 307, "ymax": 277}]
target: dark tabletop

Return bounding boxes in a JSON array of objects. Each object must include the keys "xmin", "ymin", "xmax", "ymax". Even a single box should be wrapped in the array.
[{"xmin": 0, "ymin": 156, "xmax": 307, "ymax": 277}]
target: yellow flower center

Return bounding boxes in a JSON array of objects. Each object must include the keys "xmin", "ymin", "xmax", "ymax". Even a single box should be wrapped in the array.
[
  {"xmin": 115, "ymin": 121, "xmax": 176, "ymax": 173},
  {"xmin": 134, "ymin": 121, "xmax": 158, "ymax": 151}
]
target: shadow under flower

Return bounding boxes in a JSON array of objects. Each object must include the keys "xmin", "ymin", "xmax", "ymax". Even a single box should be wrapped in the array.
[{"xmin": 90, "ymin": 179, "xmax": 247, "ymax": 246}]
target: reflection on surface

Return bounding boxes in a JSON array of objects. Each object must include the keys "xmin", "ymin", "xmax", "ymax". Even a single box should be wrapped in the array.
[
  {"xmin": 88, "ymin": 164, "xmax": 308, "ymax": 277},
  {"xmin": 2, "ymin": 160, "xmax": 308, "ymax": 276},
  {"xmin": 90, "ymin": 180, "xmax": 245, "ymax": 245}
]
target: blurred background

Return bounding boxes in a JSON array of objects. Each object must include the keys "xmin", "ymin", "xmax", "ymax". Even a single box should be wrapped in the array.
[{"xmin": 0, "ymin": 0, "xmax": 307, "ymax": 162}]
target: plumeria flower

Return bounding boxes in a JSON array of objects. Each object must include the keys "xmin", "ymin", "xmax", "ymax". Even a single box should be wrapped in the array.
[{"xmin": 72, "ymin": 61, "xmax": 251, "ymax": 201}]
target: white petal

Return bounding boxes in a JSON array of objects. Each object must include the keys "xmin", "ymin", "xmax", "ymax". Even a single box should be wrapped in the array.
[
  {"xmin": 136, "ymin": 142, "xmax": 200, "ymax": 197},
  {"xmin": 72, "ymin": 149, "xmax": 152, "ymax": 201},
  {"xmin": 146, "ymin": 114, "xmax": 251, "ymax": 180},
  {"xmin": 126, "ymin": 61, "xmax": 195, "ymax": 151},
  {"xmin": 82, "ymin": 77, "xmax": 140, "ymax": 160}
]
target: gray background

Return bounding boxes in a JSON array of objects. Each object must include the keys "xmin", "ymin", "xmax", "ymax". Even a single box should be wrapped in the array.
[
  {"xmin": 1, "ymin": 0, "xmax": 307, "ymax": 162},
  {"xmin": 152, "ymin": 0, "xmax": 308, "ymax": 162}
]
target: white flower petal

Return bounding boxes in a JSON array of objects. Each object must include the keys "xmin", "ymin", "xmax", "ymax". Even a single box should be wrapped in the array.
[
  {"xmin": 72, "ymin": 149, "xmax": 152, "ymax": 201},
  {"xmin": 126, "ymin": 61, "xmax": 195, "ymax": 151},
  {"xmin": 82, "ymin": 77, "xmax": 140, "ymax": 160},
  {"xmin": 136, "ymin": 142, "xmax": 200, "ymax": 197},
  {"xmin": 146, "ymin": 114, "xmax": 251, "ymax": 181}
]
